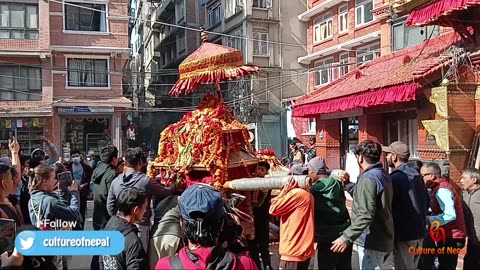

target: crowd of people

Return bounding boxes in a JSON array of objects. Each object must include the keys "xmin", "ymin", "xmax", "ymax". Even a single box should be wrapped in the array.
[{"xmin": 0, "ymin": 136, "xmax": 479, "ymax": 270}]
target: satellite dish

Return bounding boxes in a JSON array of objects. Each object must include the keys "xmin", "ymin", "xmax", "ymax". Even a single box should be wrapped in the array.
[{"xmin": 248, "ymin": 131, "xmax": 254, "ymax": 142}]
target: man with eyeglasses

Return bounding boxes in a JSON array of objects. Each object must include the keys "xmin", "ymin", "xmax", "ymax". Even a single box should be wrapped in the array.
[{"xmin": 419, "ymin": 162, "xmax": 466, "ymax": 270}]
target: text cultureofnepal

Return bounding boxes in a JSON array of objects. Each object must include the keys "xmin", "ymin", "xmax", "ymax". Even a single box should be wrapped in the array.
[{"xmin": 43, "ymin": 237, "xmax": 110, "ymax": 247}]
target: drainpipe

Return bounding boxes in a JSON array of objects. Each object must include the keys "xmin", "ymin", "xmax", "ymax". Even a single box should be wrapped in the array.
[{"xmin": 278, "ymin": 0, "xmax": 286, "ymax": 156}]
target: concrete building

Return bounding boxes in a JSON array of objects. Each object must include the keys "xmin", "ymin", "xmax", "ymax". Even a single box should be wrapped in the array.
[
  {"xmin": 203, "ymin": 0, "xmax": 308, "ymax": 156},
  {"xmin": 130, "ymin": 0, "xmax": 204, "ymax": 151},
  {"xmin": 292, "ymin": 0, "xmax": 480, "ymax": 182},
  {"xmin": 0, "ymin": 0, "xmax": 132, "ymax": 157}
]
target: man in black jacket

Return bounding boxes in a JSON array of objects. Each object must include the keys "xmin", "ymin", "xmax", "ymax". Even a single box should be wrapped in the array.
[
  {"xmin": 102, "ymin": 187, "xmax": 149, "ymax": 270},
  {"xmin": 91, "ymin": 145, "xmax": 119, "ymax": 270}
]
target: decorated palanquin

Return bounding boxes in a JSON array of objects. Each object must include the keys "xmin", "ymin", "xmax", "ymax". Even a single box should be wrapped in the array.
[
  {"xmin": 147, "ymin": 29, "xmax": 261, "ymax": 238},
  {"xmin": 149, "ymin": 92, "xmax": 258, "ymax": 187}
]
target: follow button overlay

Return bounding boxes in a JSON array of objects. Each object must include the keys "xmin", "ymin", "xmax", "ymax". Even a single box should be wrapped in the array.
[{"xmin": 15, "ymin": 231, "xmax": 125, "ymax": 256}]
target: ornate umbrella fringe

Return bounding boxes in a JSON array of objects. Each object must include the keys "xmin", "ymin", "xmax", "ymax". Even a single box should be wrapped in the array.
[{"xmin": 169, "ymin": 65, "xmax": 260, "ymax": 97}]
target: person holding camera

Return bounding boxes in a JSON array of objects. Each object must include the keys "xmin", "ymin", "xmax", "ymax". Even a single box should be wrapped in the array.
[
  {"xmin": 155, "ymin": 184, "xmax": 258, "ymax": 270},
  {"xmin": 28, "ymin": 163, "xmax": 81, "ymax": 230}
]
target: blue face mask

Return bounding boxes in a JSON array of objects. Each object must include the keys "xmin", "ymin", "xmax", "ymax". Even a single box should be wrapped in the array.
[{"xmin": 72, "ymin": 157, "xmax": 81, "ymax": 164}]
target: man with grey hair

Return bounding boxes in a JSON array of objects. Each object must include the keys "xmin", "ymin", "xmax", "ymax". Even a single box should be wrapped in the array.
[
  {"xmin": 383, "ymin": 141, "xmax": 428, "ymax": 270},
  {"xmin": 460, "ymin": 168, "xmax": 480, "ymax": 269},
  {"xmin": 420, "ymin": 162, "xmax": 466, "ymax": 270}
]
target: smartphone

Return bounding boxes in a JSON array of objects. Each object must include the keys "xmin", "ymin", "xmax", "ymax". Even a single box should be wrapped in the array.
[
  {"xmin": 8, "ymin": 132, "xmax": 13, "ymax": 141},
  {"xmin": 0, "ymin": 218, "xmax": 16, "ymax": 255},
  {"xmin": 57, "ymin": 171, "xmax": 73, "ymax": 190}
]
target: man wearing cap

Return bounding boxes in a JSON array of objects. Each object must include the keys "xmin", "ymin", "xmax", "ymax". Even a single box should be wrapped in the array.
[
  {"xmin": 308, "ymin": 157, "xmax": 351, "ymax": 270},
  {"xmin": 155, "ymin": 184, "xmax": 258, "ymax": 270},
  {"xmin": 383, "ymin": 141, "xmax": 429, "ymax": 270},
  {"xmin": 270, "ymin": 177, "xmax": 315, "ymax": 270},
  {"xmin": 30, "ymin": 136, "xmax": 59, "ymax": 166}
]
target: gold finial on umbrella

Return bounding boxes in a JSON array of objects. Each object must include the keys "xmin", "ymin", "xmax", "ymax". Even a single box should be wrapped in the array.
[{"xmin": 200, "ymin": 27, "xmax": 208, "ymax": 43}]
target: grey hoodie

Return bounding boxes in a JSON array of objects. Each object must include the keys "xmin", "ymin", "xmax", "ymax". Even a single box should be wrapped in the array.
[{"xmin": 107, "ymin": 169, "xmax": 175, "ymax": 226}]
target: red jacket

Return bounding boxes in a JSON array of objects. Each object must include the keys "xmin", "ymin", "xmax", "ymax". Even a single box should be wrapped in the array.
[
  {"xmin": 430, "ymin": 178, "xmax": 466, "ymax": 240},
  {"xmin": 155, "ymin": 247, "xmax": 257, "ymax": 270}
]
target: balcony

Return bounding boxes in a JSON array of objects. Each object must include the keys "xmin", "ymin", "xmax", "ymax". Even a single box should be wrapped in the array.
[
  {"xmin": 298, "ymin": 31, "xmax": 380, "ymax": 64},
  {"xmin": 153, "ymin": 0, "xmax": 175, "ymax": 27},
  {"xmin": 392, "ymin": 0, "xmax": 433, "ymax": 14},
  {"xmin": 298, "ymin": 0, "xmax": 349, "ymax": 22}
]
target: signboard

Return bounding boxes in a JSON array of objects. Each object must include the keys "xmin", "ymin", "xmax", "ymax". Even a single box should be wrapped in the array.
[{"xmin": 58, "ymin": 107, "xmax": 114, "ymax": 115}]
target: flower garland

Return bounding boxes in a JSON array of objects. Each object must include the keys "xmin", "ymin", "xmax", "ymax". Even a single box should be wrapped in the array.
[
  {"xmin": 155, "ymin": 93, "xmax": 253, "ymax": 184},
  {"xmin": 255, "ymin": 148, "xmax": 289, "ymax": 173}
]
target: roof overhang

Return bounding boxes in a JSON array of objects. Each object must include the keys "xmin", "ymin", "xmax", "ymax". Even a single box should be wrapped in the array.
[
  {"xmin": 0, "ymin": 107, "xmax": 53, "ymax": 117},
  {"xmin": 50, "ymin": 46, "xmax": 131, "ymax": 58},
  {"xmin": 298, "ymin": 31, "xmax": 381, "ymax": 64},
  {"xmin": 298, "ymin": 0, "xmax": 350, "ymax": 22},
  {"xmin": 53, "ymin": 97, "xmax": 132, "ymax": 108},
  {"xmin": 0, "ymin": 51, "xmax": 50, "ymax": 58}
]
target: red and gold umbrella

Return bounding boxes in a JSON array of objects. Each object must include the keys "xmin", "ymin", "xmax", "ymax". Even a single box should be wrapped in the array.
[{"xmin": 169, "ymin": 29, "xmax": 260, "ymax": 97}]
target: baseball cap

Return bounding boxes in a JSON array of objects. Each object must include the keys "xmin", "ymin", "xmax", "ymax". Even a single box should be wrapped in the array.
[
  {"xmin": 179, "ymin": 183, "xmax": 225, "ymax": 223},
  {"xmin": 31, "ymin": 148, "xmax": 46, "ymax": 159},
  {"xmin": 382, "ymin": 141, "xmax": 410, "ymax": 158},
  {"xmin": 308, "ymin": 156, "xmax": 328, "ymax": 175}
]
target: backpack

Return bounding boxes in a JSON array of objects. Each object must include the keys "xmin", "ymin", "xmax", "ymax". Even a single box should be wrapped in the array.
[{"xmin": 168, "ymin": 248, "xmax": 241, "ymax": 270}]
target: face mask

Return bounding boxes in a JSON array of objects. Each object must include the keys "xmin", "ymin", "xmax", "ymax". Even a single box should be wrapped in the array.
[{"xmin": 72, "ymin": 157, "xmax": 81, "ymax": 164}]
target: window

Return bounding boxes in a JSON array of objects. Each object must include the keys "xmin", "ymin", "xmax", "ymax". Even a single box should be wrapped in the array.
[
  {"xmin": 225, "ymin": 0, "xmax": 243, "ymax": 18},
  {"xmin": 207, "ymin": 2, "xmax": 222, "ymax": 27},
  {"xmin": 386, "ymin": 118, "xmax": 418, "ymax": 157},
  {"xmin": 0, "ymin": 3, "xmax": 38, "ymax": 39},
  {"xmin": 314, "ymin": 59, "xmax": 334, "ymax": 86},
  {"xmin": 339, "ymin": 53, "xmax": 349, "ymax": 77},
  {"xmin": 308, "ymin": 118, "xmax": 316, "ymax": 132},
  {"xmin": 67, "ymin": 58, "xmax": 108, "ymax": 87},
  {"xmin": 338, "ymin": 5, "xmax": 348, "ymax": 33},
  {"xmin": 65, "ymin": 2, "xmax": 107, "ymax": 32},
  {"xmin": 175, "ymin": 0, "xmax": 185, "ymax": 23},
  {"xmin": 177, "ymin": 30, "xmax": 186, "ymax": 55},
  {"xmin": 313, "ymin": 13, "xmax": 333, "ymax": 43},
  {"xmin": 356, "ymin": 43, "xmax": 380, "ymax": 66},
  {"xmin": 355, "ymin": 0, "xmax": 373, "ymax": 26},
  {"xmin": 392, "ymin": 21, "xmax": 439, "ymax": 51},
  {"xmin": 253, "ymin": 0, "xmax": 271, "ymax": 8},
  {"xmin": 256, "ymin": 78, "xmax": 268, "ymax": 102},
  {"xmin": 253, "ymin": 32, "xmax": 268, "ymax": 55},
  {"xmin": 0, "ymin": 66, "xmax": 41, "ymax": 101},
  {"xmin": 227, "ymin": 29, "xmax": 244, "ymax": 53}
]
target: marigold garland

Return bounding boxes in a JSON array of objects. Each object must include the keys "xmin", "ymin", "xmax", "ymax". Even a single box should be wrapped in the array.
[{"xmin": 255, "ymin": 148, "xmax": 289, "ymax": 173}]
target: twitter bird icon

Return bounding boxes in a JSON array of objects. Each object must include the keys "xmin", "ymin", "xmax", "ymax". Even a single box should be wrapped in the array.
[{"xmin": 15, "ymin": 231, "xmax": 36, "ymax": 254}]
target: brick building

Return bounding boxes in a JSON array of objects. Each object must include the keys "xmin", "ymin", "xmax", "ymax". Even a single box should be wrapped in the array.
[
  {"xmin": 0, "ymin": 0, "xmax": 131, "ymax": 158},
  {"xmin": 292, "ymin": 0, "xmax": 480, "ymax": 182}
]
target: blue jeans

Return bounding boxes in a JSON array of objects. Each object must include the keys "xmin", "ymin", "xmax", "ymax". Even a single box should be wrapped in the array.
[
  {"xmin": 357, "ymin": 246, "xmax": 394, "ymax": 270},
  {"xmin": 90, "ymin": 223, "xmax": 105, "ymax": 270}
]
